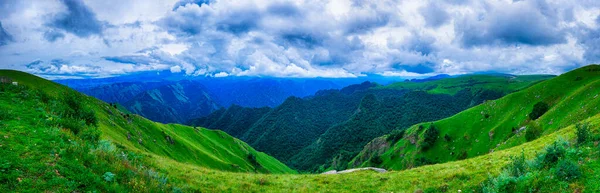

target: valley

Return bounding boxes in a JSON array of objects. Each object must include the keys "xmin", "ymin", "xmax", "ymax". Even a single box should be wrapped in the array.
[{"xmin": 1, "ymin": 65, "xmax": 600, "ymax": 192}]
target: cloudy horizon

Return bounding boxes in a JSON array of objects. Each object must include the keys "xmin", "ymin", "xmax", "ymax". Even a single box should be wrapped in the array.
[{"xmin": 0, "ymin": 0, "xmax": 599, "ymax": 79}]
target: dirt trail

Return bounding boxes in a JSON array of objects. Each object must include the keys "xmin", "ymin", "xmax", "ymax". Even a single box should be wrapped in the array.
[{"xmin": 321, "ymin": 167, "xmax": 387, "ymax": 174}]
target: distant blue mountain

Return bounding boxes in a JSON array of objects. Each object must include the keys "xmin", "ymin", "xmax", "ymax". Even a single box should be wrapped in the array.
[{"xmin": 54, "ymin": 71, "xmax": 456, "ymax": 123}]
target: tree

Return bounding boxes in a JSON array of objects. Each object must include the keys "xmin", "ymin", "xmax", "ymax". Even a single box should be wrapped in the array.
[
  {"xmin": 528, "ymin": 102, "xmax": 549, "ymax": 120},
  {"xmin": 421, "ymin": 125, "xmax": 439, "ymax": 151}
]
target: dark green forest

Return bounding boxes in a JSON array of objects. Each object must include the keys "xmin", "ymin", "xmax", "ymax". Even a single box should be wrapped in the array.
[{"xmin": 190, "ymin": 78, "xmax": 519, "ymax": 171}]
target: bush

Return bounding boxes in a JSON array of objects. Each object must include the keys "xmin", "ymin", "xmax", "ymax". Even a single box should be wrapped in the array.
[
  {"xmin": 542, "ymin": 142, "xmax": 565, "ymax": 167},
  {"xmin": 386, "ymin": 129, "xmax": 405, "ymax": 143},
  {"xmin": 60, "ymin": 92, "xmax": 97, "ymax": 126},
  {"xmin": 444, "ymin": 134, "xmax": 451, "ymax": 142},
  {"xmin": 525, "ymin": 126, "xmax": 542, "ymax": 142},
  {"xmin": 555, "ymin": 159, "xmax": 581, "ymax": 181},
  {"xmin": 103, "ymin": 172, "xmax": 115, "ymax": 182},
  {"xmin": 58, "ymin": 118, "xmax": 86, "ymax": 135},
  {"xmin": 370, "ymin": 155, "xmax": 383, "ymax": 165},
  {"xmin": 505, "ymin": 152, "xmax": 528, "ymax": 177},
  {"xmin": 576, "ymin": 122, "xmax": 590, "ymax": 145},
  {"xmin": 528, "ymin": 102, "xmax": 549, "ymax": 120},
  {"xmin": 421, "ymin": 125, "xmax": 439, "ymax": 151},
  {"xmin": 247, "ymin": 153, "xmax": 259, "ymax": 166}
]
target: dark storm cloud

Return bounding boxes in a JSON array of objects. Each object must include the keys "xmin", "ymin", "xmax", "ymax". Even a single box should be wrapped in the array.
[{"xmin": 48, "ymin": 0, "xmax": 104, "ymax": 38}]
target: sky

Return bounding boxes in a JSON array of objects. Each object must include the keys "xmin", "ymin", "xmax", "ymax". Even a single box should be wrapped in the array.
[{"xmin": 0, "ymin": 0, "xmax": 599, "ymax": 79}]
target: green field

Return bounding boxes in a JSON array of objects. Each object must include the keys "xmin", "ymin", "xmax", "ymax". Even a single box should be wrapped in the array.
[{"xmin": 1, "ymin": 66, "xmax": 599, "ymax": 192}]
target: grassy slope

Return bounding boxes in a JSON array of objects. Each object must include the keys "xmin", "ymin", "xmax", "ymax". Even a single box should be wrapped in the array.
[
  {"xmin": 0, "ymin": 70, "xmax": 294, "ymax": 175},
  {"xmin": 123, "ymin": 111, "xmax": 600, "ymax": 192},
  {"xmin": 382, "ymin": 74, "xmax": 554, "ymax": 95},
  {"xmin": 351, "ymin": 65, "xmax": 600, "ymax": 170},
  {"xmin": 3, "ymin": 69, "xmax": 598, "ymax": 192}
]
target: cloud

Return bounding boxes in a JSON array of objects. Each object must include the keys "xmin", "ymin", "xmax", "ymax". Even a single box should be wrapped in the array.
[
  {"xmin": 103, "ymin": 55, "xmax": 156, "ymax": 65},
  {"xmin": 25, "ymin": 59, "xmax": 101, "ymax": 75},
  {"xmin": 455, "ymin": 0, "xmax": 567, "ymax": 47},
  {"xmin": 170, "ymin": 65, "xmax": 182, "ymax": 73},
  {"xmin": 419, "ymin": 2, "xmax": 449, "ymax": 28},
  {"xmin": 47, "ymin": 0, "xmax": 104, "ymax": 38},
  {"xmin": 578, "ymin": 17, "xmax": 600, "ymax": 62},
  {"xmin": 1, "ymin": 0, "xmax": 600, "ymax": 79},
  {"xmin": 394, "ymin": 63, "xmax": 436, "ymax": 74},
  {"xmin": 0, "ymin": 21, "xmax": 12, "ymax": 46},
  {"xmin": 43, "ymin": 30, "xmax": 65, "ymax": 42},
  {"xmin": 172, "ymin": 0, "xmax": 211, "ymax": 11}
]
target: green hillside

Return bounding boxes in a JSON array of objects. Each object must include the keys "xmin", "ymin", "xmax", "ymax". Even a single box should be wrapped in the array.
[
  {"xmin": 351, "ymin": 65, "xmax": 600, "ymax": 170},
  {"xmin": 1, "ymin": 68, "xmax": 599, "ymax": 192},
  {"xmin": 382, "ymin": 74, "xmax": 554, "ymax": 95},
  {"xmin": 0, "ymin": 70, "xmax": 294, "ymax": 192},
  {"xmin": 191, "ymin": 75, "xmax": 551, "ymax": 172},
  {"xmin": 124, "ymin": 80, "xmax": 221, "ymax": 123},
  {"xmin": 154, "ymin": 114, "xmax": 600, "ymax": 192}
]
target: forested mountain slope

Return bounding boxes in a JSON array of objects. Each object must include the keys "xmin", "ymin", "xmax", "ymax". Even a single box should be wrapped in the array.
[
  {"xmin": 191, "ymin": 74, "xmax": 552, "ymax": 171},
  {"xmin": 2, "ymin": 68, "xmax": 599, "ymax": 192},
  {"xmin": 124, "ymin": 80, "xmax": 221, "ymax": 123},
  {"xmin": 352, "ymin": 65, "xmax": 600, "ymax": 171}
]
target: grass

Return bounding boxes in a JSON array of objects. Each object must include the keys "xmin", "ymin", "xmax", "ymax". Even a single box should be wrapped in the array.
[
  {"xmin": 381, "ymin": 74, "xmax": 554, "ymax": 95},
  {"xmin": 116, "ymin": 113, "xmax": 600, "ymax": 192},
  {"xmin": 0, "ymin": 67, "xmax": 599, "ymax": 192},
  {"xmin": 351, "ymin": 65, "xmax": 600, "ymax": 171},
  {"xmin": 0, "ymin": 70, "xmax": 293, "ymax": 192}
]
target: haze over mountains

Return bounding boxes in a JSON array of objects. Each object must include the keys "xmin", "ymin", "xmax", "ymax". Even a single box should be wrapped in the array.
[
  {"xmin": 56, "ymin": 70, "xmax": 554, "ymax": 172},
  {"xmin": 59, "ymin": 73, "xmax": 378, "ymax": 123}
]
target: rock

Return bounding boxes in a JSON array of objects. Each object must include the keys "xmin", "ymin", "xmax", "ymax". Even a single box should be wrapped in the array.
[
  {"xmin": 322, "ymin": 170, "xmax": 338, "ymax": 174},
  {"xmin": 322, "ymin": 167, "xmax": 387, "ymax": 175}
]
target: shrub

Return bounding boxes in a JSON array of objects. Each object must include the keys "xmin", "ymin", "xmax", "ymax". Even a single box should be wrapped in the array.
[
  {"xmin": 444, "ymin": 134, "xmax": 451, "ymax": 142},
  {"xmin": 542, "ymin": 142, "xmax": 565, "ymax": 167},
  {"xmin": 60, "ymin": 92, "xmax": 97, "ymax": 126},
  {"xmin": 505, "ymin": 152, "xmax": 528, "ymax": 177},
  {"xmin": 528, "ymin": 102, "xmax": 549, "ymax": 120},
  {"xmin": 386, "ymin": 129, "xmax": 405, "ymax": 143},
  {"xmin": 247, "ymin": 153, "xmax": 259, "ymax": 166},
  {"xmin": 370, "ymin": 155, "xmax": 383, "ymax": 165},
  {"xmin": 58, "ymin": 118, "xmax": 86, "ymax": 134},
  {"xmin": 555, "ymin": 159, "xmax": 581, "ymax": 181},
  {"xmin": 525, "ymin": 126, "xmax": 542, "ymax": 142},
  {"xmin": 421, "ymin": 125, "xmax": 439, "ymax": 151},
  {"xmin": 103, "ymin": 172, "xmax": 115, "ymax": 182},
  {"xmin": 79, "ymin": 127, "xmax": 101, "ymax": 143},
  {"xmin": 576, "ymin": 122, "xmax": 590, "ymax": 145}
]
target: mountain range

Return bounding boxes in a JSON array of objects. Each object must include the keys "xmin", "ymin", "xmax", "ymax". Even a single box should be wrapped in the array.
[{"xmin": 4, "ymin": 65, "xmax": 600, "ymax": 192}]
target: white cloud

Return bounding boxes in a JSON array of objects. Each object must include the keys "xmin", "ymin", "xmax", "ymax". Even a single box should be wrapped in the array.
[{"xmin": 0, "ymin": 0, "xmax": 599, "ymax": 78}]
